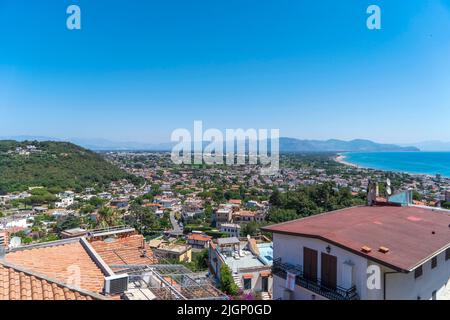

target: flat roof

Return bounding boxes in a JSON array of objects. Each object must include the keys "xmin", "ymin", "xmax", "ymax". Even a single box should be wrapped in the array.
[
  {"xmin": 217, "ymin": 237, "xmax": 240, "ymax": 246},
  {"xmin": 220, "ymin": 223, "xmax": 241, "ymax": 229},
  {"xmin": 223, "ymin": 251, "xmax": 265, "ymax": 270},
  {"xmin": 262, "ymin": 205, "xmax": 450, "ymax": 272}
]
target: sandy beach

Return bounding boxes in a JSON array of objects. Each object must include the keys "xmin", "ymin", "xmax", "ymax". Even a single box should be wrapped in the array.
[{"xmin": 334, "ymin": 153, "xmax": 359, "ymax": 168}]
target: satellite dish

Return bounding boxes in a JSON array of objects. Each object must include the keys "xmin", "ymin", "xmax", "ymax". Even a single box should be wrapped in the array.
[{"xmin": 386, "ymin": 186, "xmax": 392, "ymax": 196}]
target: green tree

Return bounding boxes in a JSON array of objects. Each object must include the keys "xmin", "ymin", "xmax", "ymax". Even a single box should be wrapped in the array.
[
  {"xmin": 269, "ymin": 188, "xmax": 282, "ymax": 206},
  {"xmin": 266, "ymin": 208, "xmax": 298, "ymax": 223},
  {"xmin": 195, "ymin": 249, "xmax": 209, "ymax": 270},
  {"xmin": 220, "ymin": 264, "xmax": 239, "ymax": 296},
  {"xmin": 97, "ymin": 206, "xmax": 120, "ymax": 227},
  {"xmin": 88, "ymin": 197, "xmax": 105, "ymax": 208},
  {"xmin": 55, "ymin": 214, "xmax": 82, "ymax": 234},
  {"xmin": 241, "ymin": 222, "xmax": 260, "ymax": 237}
]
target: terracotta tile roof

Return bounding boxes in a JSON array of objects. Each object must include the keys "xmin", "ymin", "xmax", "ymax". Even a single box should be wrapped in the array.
[
  {"xmin": 187, "ymin": 234, "xmax": 212, "ymax": 242},
  {"xmin": 0, "ymin": 261, "xmax": 105, "ymax": 300},
  {"xmin": 235, "ymin": 210, "xmax": 256, "ymax": 217},
  {"xmin": 5, "ymin": 241, "xmax": 105, "ymax": 293},
  {"xmin": 90, "ymin": 235, "xmax": 158, "ymax": 268},
  {"xmin": 262, "ymin": 205, "xmax": 450, "ymax": 272}
]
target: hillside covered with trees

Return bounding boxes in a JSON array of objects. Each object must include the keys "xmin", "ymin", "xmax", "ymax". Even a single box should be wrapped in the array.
[{"xmin": 0, "ymin": 140, "xmax": 142, "ymax": 193}]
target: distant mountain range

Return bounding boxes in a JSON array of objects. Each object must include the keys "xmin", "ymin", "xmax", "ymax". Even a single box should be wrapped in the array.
[
  {"xmin": 278, "ymin": 138, "xmax": 419, "ymax": 152},
  {"xmin": 400, "ymin": 141, "xmax": 450, "ymax": 152},
  {"xmin": 0, "ymin": 136, "xmax": 420, "ymax": 152}
]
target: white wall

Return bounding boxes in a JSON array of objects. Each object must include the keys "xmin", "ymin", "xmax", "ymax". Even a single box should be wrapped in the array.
[
  {"xmin": 240, "ymin": 271, "xmax": 273, "ymax": 293},
  {"xmin": 273, "ymin": 274, "xmax": 328, "ymax": 300},
  {"xmin": 272, "ymin": 233, "xmax": 450, "ymax": 300},
  {"xmin": 273, "ymin": 233, "xmax": 369, "ymax": 299},
  {"xmin": 385, "ymin": 250, "xmax": 450, "ymax": 300}
]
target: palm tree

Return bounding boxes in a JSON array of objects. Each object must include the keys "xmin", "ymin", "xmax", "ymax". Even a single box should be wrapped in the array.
[{"xmin": 97, "ymin": 206, "xmax": 120, "ymax": 227}]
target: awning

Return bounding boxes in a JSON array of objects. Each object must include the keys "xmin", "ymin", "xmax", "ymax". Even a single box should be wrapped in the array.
[
  {"xmin": 242, "ymin": 274, "xmax": 253, "ymax": 280},
  {"xmin": 260, "ymin": 271, "xmax": 271, "ymax": 277}
]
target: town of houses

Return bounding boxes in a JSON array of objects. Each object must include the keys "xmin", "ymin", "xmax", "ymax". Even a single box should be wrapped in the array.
[{"xmin": 0, "ymin": 151, "xmax": 449, "ymax": 300}]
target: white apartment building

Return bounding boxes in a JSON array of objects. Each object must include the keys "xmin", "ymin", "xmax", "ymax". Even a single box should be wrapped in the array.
[
  {"xmin": 55, "ymin": 196, "xmax": 74, "ymax": 208},
  {"xmin": 209, "ymin": 237, "xmax": 273, "ymax": 296},
  {"xmin": 220, "ymin": 223, "xmax": 241, "ymax": 238},
  {"xmin": 262, "ymin": 205, "xmax": 450, "ymax": 300}
]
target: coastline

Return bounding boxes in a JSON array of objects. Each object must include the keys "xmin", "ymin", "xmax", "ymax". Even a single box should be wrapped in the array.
[
  {"xmin": 334, "ymin": 153, "xmax": 359, "ymax": 168},
  {"xmin": 333, "ymin": 152, "xmax": 450, "ymax": 180}
]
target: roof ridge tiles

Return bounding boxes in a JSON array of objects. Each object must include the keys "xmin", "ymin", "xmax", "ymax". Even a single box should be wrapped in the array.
[{"xmin": 0, "ymin": 259, "xmax": 107, "ymax": 300}]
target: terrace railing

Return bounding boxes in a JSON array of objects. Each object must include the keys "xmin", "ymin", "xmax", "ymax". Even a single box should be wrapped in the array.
[
  {"xmin": 237, "ymin": 265, "xmax": 272, "ymax": 274},
  {"xmin": 88, "ymin": 225, "xmax": 136, "ymax": 237},
  {"xmin": 272, "ymin": 258, "xmax": 358, "ymax": 300}
]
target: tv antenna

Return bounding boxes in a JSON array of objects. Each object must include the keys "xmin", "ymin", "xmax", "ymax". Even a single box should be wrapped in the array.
[{"xmin": 386, "ymin": 178, "xmax": 392, "ymax": 196}]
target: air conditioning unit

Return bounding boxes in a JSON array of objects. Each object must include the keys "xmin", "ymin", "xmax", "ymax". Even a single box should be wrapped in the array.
[{"xmin": 104, "ymin": 274, "xmax": 129, "ymax": 295}]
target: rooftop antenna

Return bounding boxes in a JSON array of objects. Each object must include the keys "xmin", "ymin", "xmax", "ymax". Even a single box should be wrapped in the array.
[
  {"xmin": 386, "ymin": 178, "xmax": 392, "ymax": 197},
  {"xmin": 367, "ymin": 178, "xmax": 378, "ymax": 206}
]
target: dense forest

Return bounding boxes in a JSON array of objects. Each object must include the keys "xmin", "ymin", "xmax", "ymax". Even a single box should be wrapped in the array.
[{"xmin": 0, "ymin": 140, "xmax": 142, "ymax": 193}]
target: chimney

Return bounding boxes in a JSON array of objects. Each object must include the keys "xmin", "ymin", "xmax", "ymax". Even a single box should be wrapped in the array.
[
  {"xmin": 367, "ymin": 179, "xmax": 378, "ymax": 206},
  {"xmin": 0, "ymin": 231, "xmax": 7, "ymax": 258}
]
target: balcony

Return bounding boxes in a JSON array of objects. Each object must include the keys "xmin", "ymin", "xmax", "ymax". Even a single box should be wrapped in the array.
[{"xmin": 272, "ymin": 258, "xmax": 358, "ymax": 300}]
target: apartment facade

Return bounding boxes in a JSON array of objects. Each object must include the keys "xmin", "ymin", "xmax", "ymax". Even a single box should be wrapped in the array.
[
  {"xmin": 186, "ymin": 232, "xmax": 212, "ymax": 249},
  {"xmin": 209, "ymin": 237, "xmax": 273, "ymax": 296},
  {"xmin": 262, "ymin": 205, "xmax": 450, "ymax": 300},
  {"xmin": 220, "ymin": 223, "xmax": 241, "ymax": 238}
]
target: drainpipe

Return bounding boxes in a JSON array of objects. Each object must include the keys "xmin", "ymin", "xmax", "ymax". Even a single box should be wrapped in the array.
[{"xmin": 383, "ymin": 271, "xmax": 398, "ymax": 300}]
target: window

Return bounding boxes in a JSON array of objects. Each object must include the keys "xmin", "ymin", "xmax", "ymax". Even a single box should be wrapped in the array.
[
  {"xmin": 446, "ymin": 248, "xmax": 450, "ymax": 261},
  {"xmin": 243, "ymin": 278, "xmax": 252, "ymax": 290},
  {"xmin": 431, "ymin": 257, "xmax": 437, "ymax": 269},
  {"xmin": 414, "ymin": 266, "xmax": 423, "ymax": 279}
]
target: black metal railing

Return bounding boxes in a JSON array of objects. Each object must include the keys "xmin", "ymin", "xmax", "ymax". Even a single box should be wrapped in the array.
[{"xmin": 272, "ymin": 258, "xmax": 358, "ymax": 300}]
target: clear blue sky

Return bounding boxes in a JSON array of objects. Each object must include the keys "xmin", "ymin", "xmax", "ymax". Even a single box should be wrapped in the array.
[{"xmin": 1, "ymin": 0, "xmax": 450, "ymax": 143}]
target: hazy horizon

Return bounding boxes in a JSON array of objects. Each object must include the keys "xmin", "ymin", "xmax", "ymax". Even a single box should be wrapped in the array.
[
  {"xmin": 2, "ymin": 1, "xmax": 450, "ymax": 143},
  {"xmin": 3, "ymin": 134, "xmax": 450, "ymax": 152}
]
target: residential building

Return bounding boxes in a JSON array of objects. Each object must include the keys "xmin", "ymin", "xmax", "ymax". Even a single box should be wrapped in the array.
[
  {"xmin": 181, "ymin": 201, "xmax": 204, "ymax": 220},
  {"xmin": 55, "ymin": 196, "xmax": 74, "ymax": 209},
  {"xmin": 209, "ymin": 236, "xmax": 273, "ymax": 298},
  {"xmin": 0, "ymin": 260, "xmax": 107, "ymax": 300},
  {"xmin": 215, "ymin": 208, "xmax": 233, "ymax": 225},
  {"xmin": 186, "ymin": 232, "xmax": 212, "ymax": 249},
  {"xmin": 228, "ymin": 199, "xmax": 242, "ymax": 206},
  {"xmin": 98, "ymin": 192, "xmax": 112, "ymax": 200},
  {"xmin": 262, "ymin": 205, "xmax": 450, "ymax": 300},
  {"xmin": 220, "ymin": 223, "xmax": 241, "ymax": 238},
  {"xmin": 110, "ymin": 197, "xmax": 129, "ymax": 208},
  {"xmin": 0, "ymin": 227, "xmax": 159, "ymax": 300},
  {"xmin": 151, "ymin": 241, "xmax": 192, "ymax": 263},
  {"xmin": 233, "ymin": 210, "xmax": 265, "ymax": 224},
  {"xmin": 61, "ymin": 227, "xmax": 88, "ymax": 239}
]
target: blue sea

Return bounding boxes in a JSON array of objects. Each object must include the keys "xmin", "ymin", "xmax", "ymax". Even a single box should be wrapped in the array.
[{"xmin": 343, "ymin": 152, "xmax": 450, "ymax": 178}]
